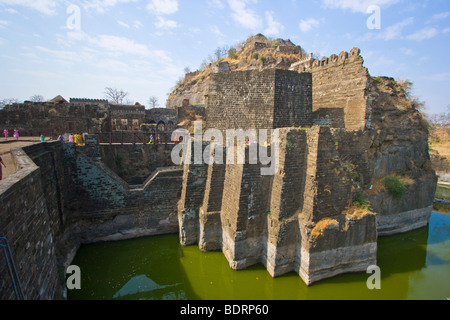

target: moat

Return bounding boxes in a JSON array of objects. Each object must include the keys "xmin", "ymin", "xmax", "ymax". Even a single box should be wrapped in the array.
[{"xmin": 68, "ymin": 209, "xmax": 449, "ymax": 300}]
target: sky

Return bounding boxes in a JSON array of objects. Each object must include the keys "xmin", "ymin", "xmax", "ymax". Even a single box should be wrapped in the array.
[{"xmin": 0, "ymin": 0, "xmax": 449, "ymax": 115}]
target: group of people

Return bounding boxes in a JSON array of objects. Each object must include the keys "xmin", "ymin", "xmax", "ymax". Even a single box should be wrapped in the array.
[
  {"xmin": 58, "ymin": 134, "xmax": 85, "ymax": 146},
  {"xmin": 3, "ymin": 129, "xmax": 19, "ymax": 141},
  {"xmin": 148, "ymin": 134, "xmax": 183, "ymax": 145},
  {"xmin": 148, "ymin": 134, "xmax": 162, "ymax": 145}
]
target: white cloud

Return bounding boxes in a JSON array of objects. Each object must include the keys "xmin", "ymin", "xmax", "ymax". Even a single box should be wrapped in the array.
[
  {"xmin": 0, "ymin": 0, "xmax": 58, "ymax": 15},
  {"xmin": 228, "ymin": 0, "xmax": 262, "ymax": 30},
  {"xmin": 154, "ymin": 16, "xmax": 178, "ymax": 29},
  {"xmin": 264, "ymin": 11, "xmax": 284, "ymax": 36},
  {"xmin": 207, "ymin": 0, "xmax": 225, "ymax": 10},
  {"xmin": 212, "ymin": 25, "xmax": 225, "ymax": 37},
  {"xmin": 66, "ymin": 30, "xmax": 88, "ymax": 42},
  {"xmin": 117, "ymin": 20, "xmax": 131, "ymax": 28},
  {"xmin": 443, "ymin": 27, "xmax": 450, "ymax": 34},
  {"xmin": 0, "ymin": 20, "xmax": 9, "ymax": 28},
  {"xmin": 407, "ymin": 27, "xmax": 439, "ymax": 41},
  {"xmin": 2, "ymin": 8, "xmax": 18, "ymax": 14},
  {"xmin": 423, "ymin": 73, "xmax": 450, "ymax": 81},
  {"xmin": 322, "ymin": 0, "xmax": 400, "ymax": 13},
  {"xmin": 133, "ymin": 20, "xmax": 144, "ymax": 29},
  {"xmin": 429, "ymin": 12, "xmax": 450, "ymax": 22},
  {"xmin": 91, "ymin": 35, "xmax": 152, "ymax": 56},
  {"xmin": 400, "ymin": 48, "xmax": 414, "ymax": 55},
  {"xmin": 147, "ymin": 0, "xmax": 179, "ymax": 15},
  {"xmin": 82, "ymin": 0, "xmax": 138, "ymax": 13},
  {"xmin": 299, "ymin": 18, "xmax": 320, "ymax": 33},
  {"xmin": 376, "ymin": 17, "xmax": 414, "ymax": 40}
]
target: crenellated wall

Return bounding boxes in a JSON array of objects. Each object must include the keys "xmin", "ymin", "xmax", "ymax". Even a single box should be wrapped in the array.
[{"xmin": 290, "ymin": 47, "xmax": 371, "ymax": 131}]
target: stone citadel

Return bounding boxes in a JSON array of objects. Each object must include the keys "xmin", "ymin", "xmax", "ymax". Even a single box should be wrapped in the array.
[{"xmin": 0, "ymin": 35, "xmax": 437, "ymax": 299}]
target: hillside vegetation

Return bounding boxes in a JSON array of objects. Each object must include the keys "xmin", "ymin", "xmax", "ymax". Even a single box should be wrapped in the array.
[{"xmin": 166, "ymin": 34, "xmax": 309, "ymax": 109}]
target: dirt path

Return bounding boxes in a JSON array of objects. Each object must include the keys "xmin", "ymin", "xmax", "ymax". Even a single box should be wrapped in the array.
[{"xmin": 0, "ymin": 137, "xmax": 45, "ymax": 180}]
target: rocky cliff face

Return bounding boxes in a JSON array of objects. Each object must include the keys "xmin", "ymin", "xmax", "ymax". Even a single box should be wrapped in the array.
[
  {"xmin": 166, "ymin": 34, "xmax": 307, "ymax": 109},
  {"xmin": 364, "ymin": 77, "xmax": 437, "ymax": 234},
  {"xmin": 331, "ymin": 76, "xmax": 436, "ymax": 236}
]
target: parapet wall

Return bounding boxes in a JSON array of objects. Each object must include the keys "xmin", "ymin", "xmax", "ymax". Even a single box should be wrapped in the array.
[
  {"xmin": 0, "ymin": 137, "xmax": 183, "ymax": 299},
  {"xmin": 290, "ymin": 47, "xmax": 370, "ymax": 131},
  {"xmin": 0, "ymin": 142, "xmax": 70, "ymax": 300},
  {"xmin": 312, "ymin": 48, "xmax": 370, "ymax": 131}
]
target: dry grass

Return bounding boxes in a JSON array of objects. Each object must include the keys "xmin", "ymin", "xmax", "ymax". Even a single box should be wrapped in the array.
[
  {"xmin": 342, "ymin": 202, "xmax": 372, "ymax": 219},
  {"xmin": 368, "ymin": 174, "xmax": 415, "ymax": 195},
  {"xmin": 311, "ymin": 218, "xmax": 339, "ymax": 238},
  {"xmin": 430, "ymin": 140, "xmax": 450, "ymax": 161}
]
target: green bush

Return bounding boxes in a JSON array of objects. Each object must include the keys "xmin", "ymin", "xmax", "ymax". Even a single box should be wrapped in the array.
[
  {"xmin": 252, "ymin": 52, "xmax": 259, "ymax": 60},
  {"xmin": 260, "ymin": 55, "xmax": 266, "ymax": 63},
  {"xmin": 384, "ymin": 174, "xmax": 407, "ymax": 199},
  {"xmin": 353, "ymin": 193, "xmax": 372, "ymax": 209},
  {"xmin": 228, "ymin": 48, "xmax": 238, "ymax": 59}
]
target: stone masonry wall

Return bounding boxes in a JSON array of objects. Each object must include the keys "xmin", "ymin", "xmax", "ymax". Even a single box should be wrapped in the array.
[
  {"xmin": 0, "ymin": 137, "xmax": 183, "ymax": 299},
  {"xmin": 0, "ymin": 142, "xmax": 70, "ymax": 300},
  {"xmin": 65, "ymin": 136, "xmax": 183, "ymax": 243},
  {"xmin": 309, "ymin": 48, "xmax": 370, "ymax": 131},
  {"xmin": 206, "ymin": 69, "xmax": 312, "ymax": 133},
  {"xmin": 179, "ymin": 127, "xmax": 378, "ymax": 285}
]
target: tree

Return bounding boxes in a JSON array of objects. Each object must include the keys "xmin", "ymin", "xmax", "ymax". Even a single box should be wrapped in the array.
[
  {"xmin": 214, "ymin": 45, "xmax": 230, "ymax": 61},
  {"xmin": 0, "ymin": 98, "xmax": 19, "ymax": 109},
  {"xmin": 104, "ymin": 87, "xmax": 129, "ymax": 105},
  {"xmin": 214, "ymin": 47, "xmax": 223, "ymax": 60},
  {"xmin": 148, "ymin": 96, "xmax": 159, "ymax": 109},
  {"xmin": 429, "ymin": 108, "xmax": 450, "ymax": 141},
  {"xmin": 199, "ymin": 59, "xmax": 209, "ymax": 71},
  {"xmin": 29, "ymin": 94, "xmax": 45, "ymax": 102}
]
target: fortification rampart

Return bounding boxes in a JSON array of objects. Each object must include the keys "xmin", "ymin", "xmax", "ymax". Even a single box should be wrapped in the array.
[
  {"xmin": 0, "ymin": 137, "xmax": 183, "ymax": 299},
  {"xmin": 289, "ymin": 47, "xmax": 370, "ymax": 131},
  {"xmin": 206, "ymin": 69, "xmax": 312, "ymax": 134},
  {"xmin": 177, "ymin": 127, "xmax": 379, "ymax": 284},
  {"xmin": 0, "ymin": 142, "xmax": 71, "ymax": 300}
]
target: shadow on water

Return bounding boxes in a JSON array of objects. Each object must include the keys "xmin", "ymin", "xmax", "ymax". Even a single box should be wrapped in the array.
[{"xmin": 68, "ymin": 234, "xmax": 200, "ymax": 300}]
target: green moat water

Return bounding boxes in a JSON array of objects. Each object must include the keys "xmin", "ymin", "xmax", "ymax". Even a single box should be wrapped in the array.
[{"xmin": 68, "ymin": 210, "xmax": 449, "ymax": 300}]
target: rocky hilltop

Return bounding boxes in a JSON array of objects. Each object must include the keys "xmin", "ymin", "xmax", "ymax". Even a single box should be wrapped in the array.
[{"xmin": 166, "ymin": 34, "xmax": 309, "ymax": 109}]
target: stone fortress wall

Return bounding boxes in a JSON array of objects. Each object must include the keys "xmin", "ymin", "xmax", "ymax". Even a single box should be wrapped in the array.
[
  {"xmin": 0, "ymin": 46, "xmax": 437, "ymax": 299},
  {"xmin": 178, "ymin": 47, "xmax": 436, "ymax": 285},
  {"xmin": 0, "ymin": 137, "xmax": 183, "ymax": 299}
]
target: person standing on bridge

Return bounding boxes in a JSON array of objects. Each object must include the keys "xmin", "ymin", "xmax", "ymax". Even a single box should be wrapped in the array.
[
  {"xmin": 0, "ymin": 156, "xmax": 6, "ymax": 180},
  {"xmin": 3, "ymin": 129, "xmax": 8, "ymax": 140},
  {"xmin": 13, "ymin": 129, "xmax": 19, "ymax": 141}
]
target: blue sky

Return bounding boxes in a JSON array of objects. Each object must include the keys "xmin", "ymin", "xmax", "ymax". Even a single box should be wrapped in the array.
[{"xmin": 0, "ymin": 0, "xmax": 449, "ymax": 115}]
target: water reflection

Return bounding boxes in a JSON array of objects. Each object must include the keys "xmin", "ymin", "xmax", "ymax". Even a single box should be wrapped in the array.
[
  {"xmin": 69, "ymin": 212, "xmax": 450, "ymax": 300},
  {"xmin": 113, "ymin": 274, "xmax": 182, "ymax": 299}
]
